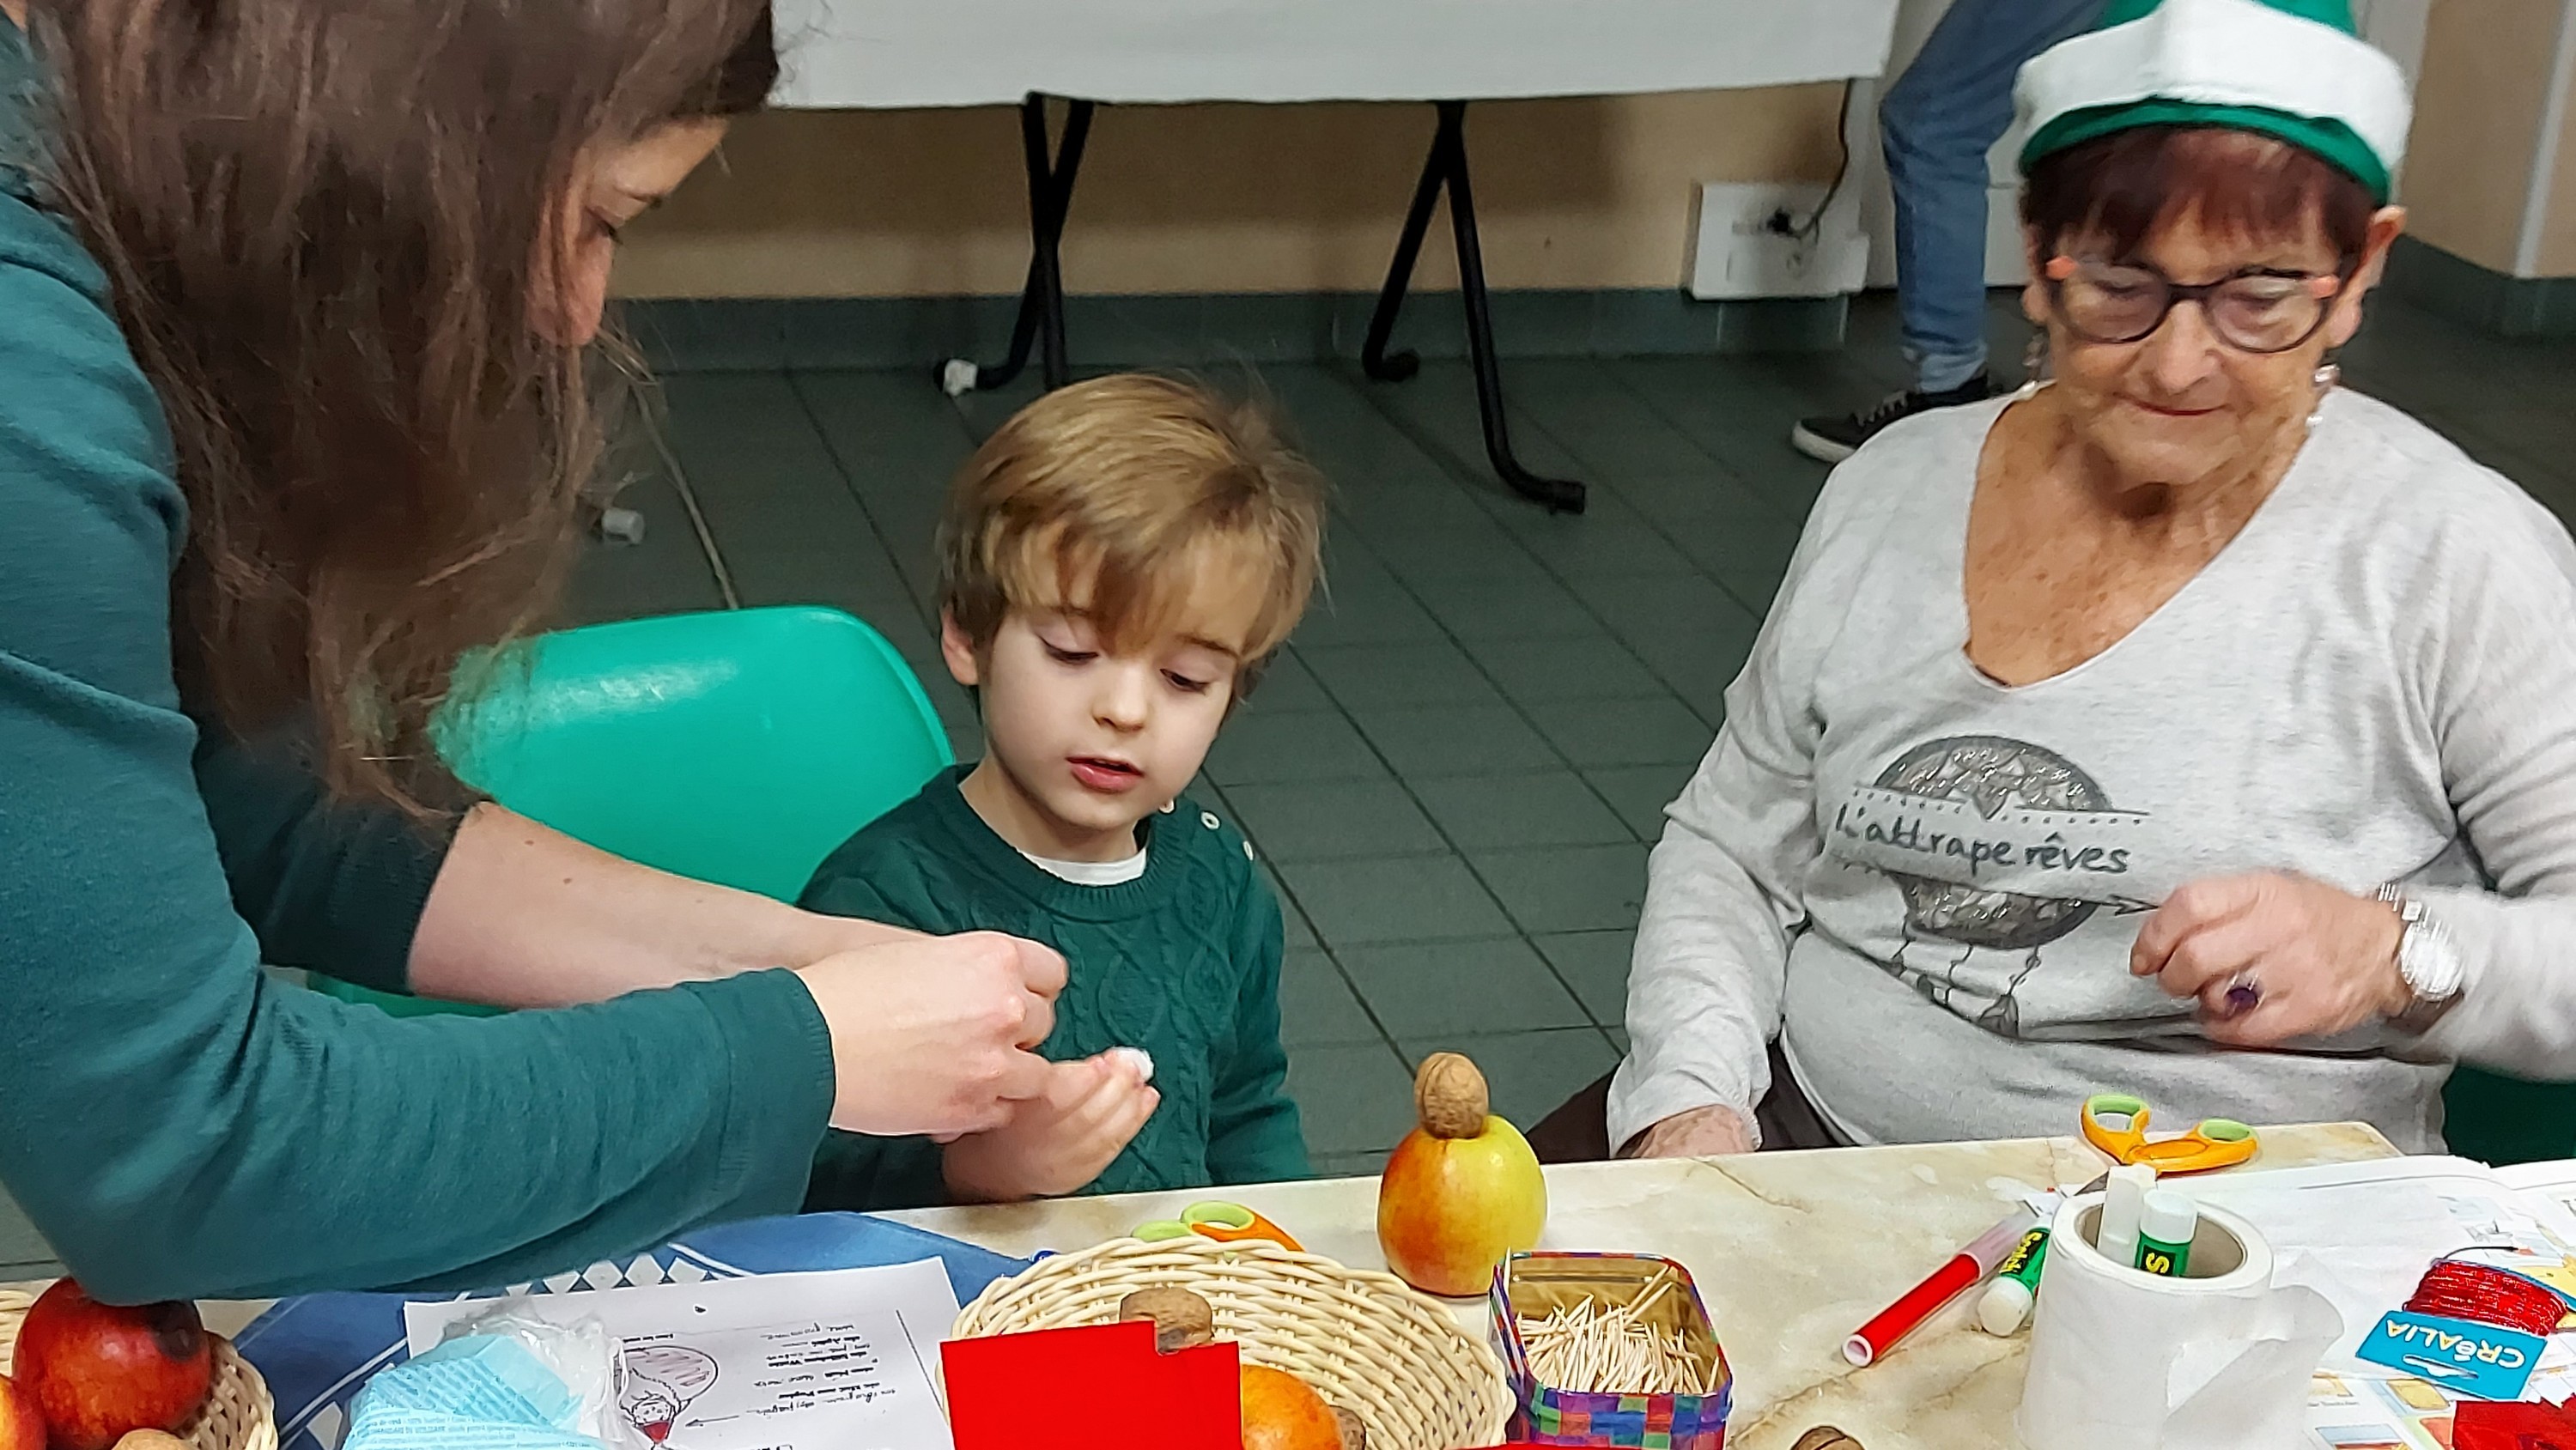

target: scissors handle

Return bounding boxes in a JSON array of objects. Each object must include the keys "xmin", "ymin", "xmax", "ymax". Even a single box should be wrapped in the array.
[
  {"xmin": 1184, "ymin": 1202, "xmax": 1303, "ymax": 1253},
  {"xmin": 2082, "ymin": 1093, "xmax": 2151, "ymax": 1159},
  {"xmin": 1132, "ymin": 1202, "xmax": 1304, "ymax": 1253},
  {"xmin": 2081, "ymin": 1093, "xmax": 2258, "ymax": 1174},
  {"xmin": 2129, "ymin": 1119, "xmax": 2257, "ymax": 1174}
]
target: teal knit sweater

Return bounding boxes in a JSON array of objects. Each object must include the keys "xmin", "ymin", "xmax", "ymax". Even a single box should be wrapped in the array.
[{"xmin": 799, "ymin": 768, "xmax": 1309, "ymax": 1208}]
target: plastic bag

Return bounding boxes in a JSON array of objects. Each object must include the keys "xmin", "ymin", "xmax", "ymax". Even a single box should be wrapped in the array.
[{"xmin": 346, "ymin": 1301, "xmax": 645, "ymax": 1450}]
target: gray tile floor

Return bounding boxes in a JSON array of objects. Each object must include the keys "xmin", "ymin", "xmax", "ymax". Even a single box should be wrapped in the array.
[{"xmin": 9, "ymin": 289, "xmax": 2576, "ymax": 1277}]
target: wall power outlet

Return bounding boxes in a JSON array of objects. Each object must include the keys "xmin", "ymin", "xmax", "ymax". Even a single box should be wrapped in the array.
[{"xmin": 1686, "ymin": 181, "xmax": 1870, "ymax": 301}]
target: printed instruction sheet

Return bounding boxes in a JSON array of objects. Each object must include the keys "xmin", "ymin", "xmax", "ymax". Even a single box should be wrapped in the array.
[{"xmin": 404, "ymin": 1259, "xmax": 959, "ymax": 1450}]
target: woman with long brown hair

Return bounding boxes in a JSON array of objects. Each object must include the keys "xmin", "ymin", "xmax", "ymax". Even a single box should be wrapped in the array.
[{"xmin": 0, "ymin": 0, "xmax": 1079, "ymax": 1300}]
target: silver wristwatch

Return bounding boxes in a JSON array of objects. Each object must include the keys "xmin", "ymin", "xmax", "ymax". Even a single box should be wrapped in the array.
[{"xmin": 2374, "ymin": 885, "xmax": 2465, "ymax": 1013}]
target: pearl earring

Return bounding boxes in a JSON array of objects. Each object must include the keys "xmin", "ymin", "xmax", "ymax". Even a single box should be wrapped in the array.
[
  {"xmin": 2015, "ymin": 331, "xmax": 2049, "ymax": 399},
  {"xmin": 2308, "ymin": 361, "xmax": 2341, "ymax": 430}
]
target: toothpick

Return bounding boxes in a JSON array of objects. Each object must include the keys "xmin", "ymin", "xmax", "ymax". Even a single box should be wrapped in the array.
[{"xmin": 1515, "ymin": 1279, "xmax": 1712, "ymax": 1397}]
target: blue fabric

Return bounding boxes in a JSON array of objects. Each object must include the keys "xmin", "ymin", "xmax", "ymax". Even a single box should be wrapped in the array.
[
  {"xmin": 1880, "ymin": 0, "xmax": 2105, "ymax": 391},
  {"xmin": 234, "ymin": 1211, "xmax": 1030, "ymax": 1450}
]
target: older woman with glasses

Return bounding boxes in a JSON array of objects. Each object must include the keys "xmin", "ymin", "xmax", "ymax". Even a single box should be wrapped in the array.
[{"xmin": 1607, "ymin": 0, "xmax": 2576, "ymax": 1161}]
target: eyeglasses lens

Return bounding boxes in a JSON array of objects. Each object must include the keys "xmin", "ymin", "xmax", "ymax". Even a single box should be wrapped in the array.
[{"xmin": 2057, "ymin": 263, "xmax": 2330, "ymax": 354}]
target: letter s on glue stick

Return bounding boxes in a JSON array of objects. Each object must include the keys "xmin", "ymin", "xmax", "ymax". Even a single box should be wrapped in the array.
[
  {"xmin": 2135, "ymin": 1190, "xmax": 2196, "ymax": 1277},
  {"xmin": 1976, "ymin": 1227, "xmax": 2050, "ymax": 1335}
]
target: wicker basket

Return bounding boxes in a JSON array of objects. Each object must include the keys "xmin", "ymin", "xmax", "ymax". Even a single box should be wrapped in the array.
[
  {"xmin": 952, "ymin": 1235, "xmax": 1513, "ymax": 1450},
  {"xmin": 0, "ymin": 1289, "xmax": 278, "ymax": 1450}
]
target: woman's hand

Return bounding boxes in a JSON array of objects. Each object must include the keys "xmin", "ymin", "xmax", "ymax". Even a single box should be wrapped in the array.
[
  {"xmin": 2131, "ymin": 871, "xmax": 2410, "ymax": 1045},
  {"xmin": 794, "ymin": 931, "xmax": 1073, "ymax": 1138},
  {"xmin": 1619, "ymin": 1104, "xmax": 1756, "ymax": 1159},
  {"xmin": 940, "ymin": 1050, "xmax": 1161, "ymax": 1203}
]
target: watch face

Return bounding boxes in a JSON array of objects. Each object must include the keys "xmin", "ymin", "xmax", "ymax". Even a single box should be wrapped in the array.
[{"xmin": 2400, "ymin": 920, "xmax": 2465, "ymax": 1001}]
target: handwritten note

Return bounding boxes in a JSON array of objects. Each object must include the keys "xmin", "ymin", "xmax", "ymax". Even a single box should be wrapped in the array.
[{"xmin": 403, "ymin": 1260, "xmax": 959, "ymax": 1450}]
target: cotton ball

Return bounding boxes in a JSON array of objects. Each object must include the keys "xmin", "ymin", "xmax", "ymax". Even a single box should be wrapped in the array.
[{"xmin": 1109, "ymin": 1047, "xmax": 1155, "ymax": 1083}]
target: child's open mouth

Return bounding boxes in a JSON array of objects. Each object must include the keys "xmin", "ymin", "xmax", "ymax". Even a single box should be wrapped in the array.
[{"xmin": 1067, "ymin": 755, "xmax": 1145, "ymax": 793}]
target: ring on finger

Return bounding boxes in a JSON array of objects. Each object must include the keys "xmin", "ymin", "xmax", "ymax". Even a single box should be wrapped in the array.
[{"xmin": 2220, "ymin": 974, "xmax": 2263, "ymax": 1017}]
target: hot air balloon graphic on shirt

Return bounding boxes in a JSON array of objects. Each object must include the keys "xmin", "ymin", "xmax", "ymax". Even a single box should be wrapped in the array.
[
  {"xmin": 1829, "ymin": 734, "xmax": 2154, "ymax": 1036},
  {"xmin": 620, "ymin": 1345, "xmax": 720, "ymax": 1445}
]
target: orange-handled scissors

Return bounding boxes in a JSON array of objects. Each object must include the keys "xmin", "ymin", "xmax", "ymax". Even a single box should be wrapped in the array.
[
  {"xmin": 1133, "ymin": 1201, "xmax": 1303, "ymax": 1253},
  {"xmin": 2081, "ymin": 1093, "xmax": 2258, "ymax": 1174}
]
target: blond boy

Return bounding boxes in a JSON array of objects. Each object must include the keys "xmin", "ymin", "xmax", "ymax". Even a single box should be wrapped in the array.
[{"xmin": 799, "ymin": 374, "xmax": 1326, "ymax": 1206}]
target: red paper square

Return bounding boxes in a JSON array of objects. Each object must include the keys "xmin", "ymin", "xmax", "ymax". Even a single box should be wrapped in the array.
[
  {"xmin": 944, "ymin": 1321, "xmax": 1240, "ymax": 1450},
  {"xmin": 2456, "ymin": 1398, "xmax": 2576, "ymax": 1450}
]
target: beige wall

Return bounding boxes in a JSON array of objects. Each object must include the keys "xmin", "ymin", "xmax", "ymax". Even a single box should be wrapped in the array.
[
  {"xmin": 2541, "ymin": 32, "xmax": 2576, "ymax": 276},
  {"xmin": 2404, "ymin": 0, "xmax": 2575, "ymax": 276},
  {"xmin": 613, "ymin": 88, "xmax": 1848, "ymax": 300}
]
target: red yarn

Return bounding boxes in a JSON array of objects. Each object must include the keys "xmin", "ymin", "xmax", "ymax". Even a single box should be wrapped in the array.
[{"xmin": 2406, "ymin": 1260, "xmax": 2569, "ymax": 1338}]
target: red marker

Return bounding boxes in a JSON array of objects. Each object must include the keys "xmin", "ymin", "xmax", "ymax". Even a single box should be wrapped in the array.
[{"xmin": 1844, "ymin": 1205, "xmax": 2041, "ymax": 1367}]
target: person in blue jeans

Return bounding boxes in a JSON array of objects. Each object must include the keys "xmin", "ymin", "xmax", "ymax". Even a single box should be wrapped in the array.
[{"xmin": 1793, "ymin": 0, "xmax": 2105, "ymax": 464}]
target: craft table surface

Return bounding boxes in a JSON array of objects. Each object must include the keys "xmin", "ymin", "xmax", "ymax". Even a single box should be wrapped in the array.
[
  {"xmin": 1, "ymin": 1122, "xmax": 2394, "ymax": 1449},
  {"xmin": 884, "ymin": 1121, "xmax": 2399, "ymax": 1450},
  {"xmin": 771, "ymin": 0, "xmax": 1902, "ymax": 110}
]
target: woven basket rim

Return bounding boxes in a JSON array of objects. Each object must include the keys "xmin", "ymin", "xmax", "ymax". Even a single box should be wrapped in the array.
[
  {"xmin": 953, "ymin": 1235, "xmax": 1514, "ymax": 1450},
  {"xmin": 1, "ymin": 1289, "xmax": 279, "ymax": 1450}
]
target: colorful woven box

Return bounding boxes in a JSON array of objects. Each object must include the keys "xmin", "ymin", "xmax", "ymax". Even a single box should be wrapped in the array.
[{"xmin": 1491, "ymin": 1253, "xmax": 1729, "ymax": 1450}]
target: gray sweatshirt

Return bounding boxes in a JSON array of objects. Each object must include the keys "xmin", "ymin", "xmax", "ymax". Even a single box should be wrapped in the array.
[{"xmin": 1607, "ymin": 390, "xmax": 2576, "ymax": 1156}]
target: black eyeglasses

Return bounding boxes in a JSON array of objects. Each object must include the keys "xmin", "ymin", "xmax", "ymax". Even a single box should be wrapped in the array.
[{"xmin": 2043, "ymin": 256, "xmax": 2354, "ymax": 355}]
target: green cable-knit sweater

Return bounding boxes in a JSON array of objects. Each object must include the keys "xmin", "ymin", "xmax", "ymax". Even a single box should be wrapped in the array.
[{"xmin": 799, "ymin": 767, "xmax": 1309, "ymax": 1208}]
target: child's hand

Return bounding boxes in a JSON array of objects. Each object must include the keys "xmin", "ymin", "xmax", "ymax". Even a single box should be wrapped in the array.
[{"xmin": 942, "ymin": 1049, "xmax": 1160, "ymax": 1203}]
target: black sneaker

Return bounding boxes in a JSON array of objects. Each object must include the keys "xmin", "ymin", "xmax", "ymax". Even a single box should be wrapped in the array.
[{"xmin": 1790, "ymin": 374, "xmax": 1995, "ymax": 464}]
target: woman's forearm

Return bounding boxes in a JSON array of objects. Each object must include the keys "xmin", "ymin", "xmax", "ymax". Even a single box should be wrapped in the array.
[
  {"xmin": 2414, "ymin": 887, "xmax": 2576, "ymax": 1077},
  {"xmin": 409, "ymin": 804, "xmax": 916, "ymax": 1007},
  {"xmin": 1610, "ymin": 816, "xmax": 1795, "ymax": 1150}
]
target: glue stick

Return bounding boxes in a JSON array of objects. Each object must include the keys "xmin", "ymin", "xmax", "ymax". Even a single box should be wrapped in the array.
[
  {"xmin": 2135, "ymin": 1190, "xmax": 2196, "ymax": 1277},
  {"xmin": 2097, "ymin": 1163, "xmax": 2154, "ymax": 1268},
  {"xmin": 1976, "ymin": 1227, "xmax": 2050, "ymax": 1335}
]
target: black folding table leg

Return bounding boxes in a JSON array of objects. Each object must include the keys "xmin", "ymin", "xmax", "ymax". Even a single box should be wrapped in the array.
[
  {"xmin": 1436, "ymin": 104, "xmax": 1584, "ymax": 513},
  {"xmin": 1358, "ymin": 102, "xmax": 1585, "ymax": 513},
  {"xmin": 1359, "ymin": 122, "xmax": 1448, "ymax": 385},
  {"xmin": 936, "ymin": 94, "xmax": 1095, "ymax": 396}
]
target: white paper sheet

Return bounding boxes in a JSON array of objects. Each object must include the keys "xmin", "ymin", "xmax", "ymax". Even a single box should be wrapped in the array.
[
  {"xmin": 2186, "ymin": 1175, "xmax": 2471, "ymax": 1370},
  {"xmin": 2497, "ymin": 1159, "xmax": 2576, "ymax": 1224},
  {"xmin": 772, "ymin": 0, "xmax": 1903, "ymax": 109},
  {"xmin": 2156, "ymin": 1159, "xmax": 2576, "ymax": 1447},
  {"xmin": 403, "ymin": 1260, "xmax": 960, "ymax": 1450}
]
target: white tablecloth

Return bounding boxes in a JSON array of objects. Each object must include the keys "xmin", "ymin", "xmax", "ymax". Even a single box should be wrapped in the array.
[{"xmin": 774, "ymin": 0, "xmax": 1904, "ymax": 110}]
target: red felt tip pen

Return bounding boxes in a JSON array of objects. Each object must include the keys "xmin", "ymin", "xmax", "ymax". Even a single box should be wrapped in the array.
[{"xmin": 1844, "ymin": 1205, "xmax": 2040, "ymax": 1367}]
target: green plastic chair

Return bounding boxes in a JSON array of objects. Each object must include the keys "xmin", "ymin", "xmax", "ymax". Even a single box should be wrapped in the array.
[
  {"xmin": 311, "ymin": 605, "xmax": 954, "ymax": 1016},
  {"xmin": 2445, "ymin": 1067, "xmax": 2576, "ymax": 1166}
]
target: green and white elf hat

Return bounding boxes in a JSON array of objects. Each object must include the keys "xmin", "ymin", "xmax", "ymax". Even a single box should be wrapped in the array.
[{"xmin": 2015, "ymin": 0, "xmax": 2414, "ymax": 204}]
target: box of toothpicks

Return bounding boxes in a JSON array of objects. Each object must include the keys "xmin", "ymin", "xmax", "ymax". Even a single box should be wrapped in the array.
[{"xmin": 1490, "ymin": 1252, "xmax": 1731, "ymax": 1449}]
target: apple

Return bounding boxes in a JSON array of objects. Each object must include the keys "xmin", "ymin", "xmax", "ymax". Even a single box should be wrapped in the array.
[
  {"xmin": 11, "ymin": 1281, "xmax": 211, "ymax": 1450},
  {"xmin": 1376, "ymin": 1053, "xmax": 1547, "ymax": 1297},
  {"xmin": 0, "ymin": 1374, "xmax": 46, "ymax": 1450}
]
